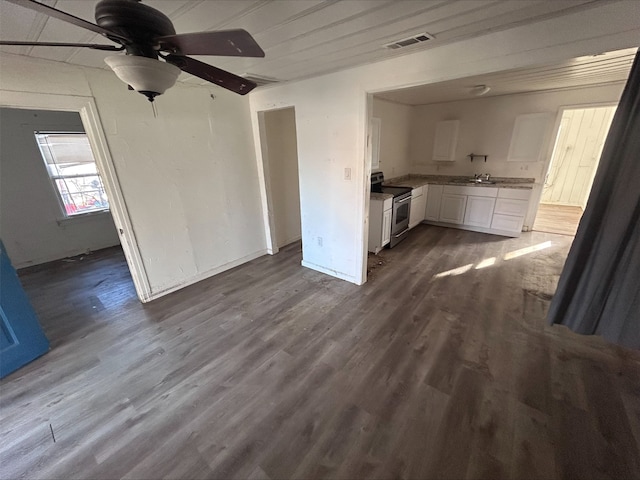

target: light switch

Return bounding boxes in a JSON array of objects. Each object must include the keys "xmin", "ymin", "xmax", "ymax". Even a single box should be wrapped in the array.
[{"xmin": 344, "ymin": 167, "xmax": 352, "ymax": 180}]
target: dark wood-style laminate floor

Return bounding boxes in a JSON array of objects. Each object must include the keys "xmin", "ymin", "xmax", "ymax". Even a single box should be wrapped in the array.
[{"xmin": 2, "ymin": 226, "xmax": 640, "ymax": 480}]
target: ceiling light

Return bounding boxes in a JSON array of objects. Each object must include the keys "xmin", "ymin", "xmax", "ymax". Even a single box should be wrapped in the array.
[
  {"xmin": 105, "ymin": 55, "xmax": 181, "ymax": 102},
  {"xmin": 470, "ymin": 84, "xmax": 491, "ymax": 96}
]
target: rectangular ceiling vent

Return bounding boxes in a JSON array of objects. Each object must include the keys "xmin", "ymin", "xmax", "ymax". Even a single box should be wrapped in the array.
[
  {"xmin": 385, "ymin": 32, "xmax": 435, "ymax": 50},
  {"xmin": 241, "ymin": 74, "xmax": 280, "ymax": 86}
]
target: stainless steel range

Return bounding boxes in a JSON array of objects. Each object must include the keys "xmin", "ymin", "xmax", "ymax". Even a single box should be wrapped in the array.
[{"xmin": 371, "ymin": 172, "xmax": 412, "ymax": 248}]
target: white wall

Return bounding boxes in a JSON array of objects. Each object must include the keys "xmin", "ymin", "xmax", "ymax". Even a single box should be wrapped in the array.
[
  {"xmin": 408, "ymin": 83, "xmax": 625, "ymax": 182},
  {"xmin": 0, "ymin": 53, "xmax": 267, "ymax": 299},
  {"xmin": 0, "ymin": 107, "xmax": 120, "ymax": 268},
  {"xmin": 251, "ymin": 77, "xmax": 365, "ymax": 283},
  {"xmin": 250, "ymin": 1, "xmax": 639, "ymax": 285},
  {"xmin": 263, "ymin": 108, "xmax": 301, "ymax": 248},
  {"xmin": 372, "ymin": 98, "xmax": 412, "ymax": 177}
]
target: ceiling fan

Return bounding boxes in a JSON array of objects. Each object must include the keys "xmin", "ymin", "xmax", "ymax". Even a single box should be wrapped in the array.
[{"xmin": 0, "ymin": 0, "xmax": 266, "ymax": 102}]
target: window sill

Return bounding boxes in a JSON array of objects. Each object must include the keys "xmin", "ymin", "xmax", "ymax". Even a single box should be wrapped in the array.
[{"xmin": 56, "ymin": 210, "xmax": 111, "ymax": 226}]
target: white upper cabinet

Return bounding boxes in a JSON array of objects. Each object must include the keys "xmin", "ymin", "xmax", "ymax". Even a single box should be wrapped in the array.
[
  {"xmin": 507, "ymin": 113, "xmax": 552, "ymax": 162},
  {"xmin": 369, "ymin": 117, "xmax": 381, "ymax": 170},
  {"xmin": 432, "ymin": 120, "xmax": 460, "ymax": 161}
]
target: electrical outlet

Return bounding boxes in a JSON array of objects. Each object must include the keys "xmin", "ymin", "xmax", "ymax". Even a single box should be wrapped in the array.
[
  {"xmin": 344, "ymin": 167, "xmax": 351, "ymax": 180},
  {"xmin": 317, "ymin": 236, "xmax": 323, "ymax": 247}
]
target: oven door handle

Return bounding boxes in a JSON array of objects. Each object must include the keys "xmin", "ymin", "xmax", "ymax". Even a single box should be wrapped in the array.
[
  {"xmin": 393, "ymin": 228, "xmax": 410, "ymax": 238},
  {"xmin": 396, "ymin": 196, "xmax": 412, "ymax": 204}
]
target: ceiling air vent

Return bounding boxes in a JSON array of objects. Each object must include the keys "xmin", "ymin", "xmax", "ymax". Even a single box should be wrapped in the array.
[
  {"xmin": 385, "ymin": 32, "xmax": 435, "ymax": 50},
  {"xmin": 240, "ymin": 73, "xmax": 280, "ymax": 86}
]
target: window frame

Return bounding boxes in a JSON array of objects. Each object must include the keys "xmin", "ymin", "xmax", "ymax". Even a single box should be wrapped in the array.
[{"xmin": 34, "ymin": 131, "xmax": 111, "ymax": 219}]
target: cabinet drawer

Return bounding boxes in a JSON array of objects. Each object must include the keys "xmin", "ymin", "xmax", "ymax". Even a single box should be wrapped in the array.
[
  {"xmin": 498, "ymin": 188, "xmax": 531, "ymax": 200},
  {"xmin": 491, "ymin": 214, "xmax": 524, "ymax": 232},
  {"xmin": 494, "ymin": 198, "xmax": 528, "ymax": 216},
  {"xmin": 383, "ymin": 197, "xmax": 393, "ymax": 211},
  {"xmin": 443, "ymin": 185, "xmax": 498, "ymax": 197},
  {"xmin": 411, "ymin": 186, "xmax": 424, "ymax": 198}
]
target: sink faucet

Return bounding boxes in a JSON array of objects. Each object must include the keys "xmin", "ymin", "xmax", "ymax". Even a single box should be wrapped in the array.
[{"xmin": 473, "ymin": 173, "xmax": 491, "ymax": 182}]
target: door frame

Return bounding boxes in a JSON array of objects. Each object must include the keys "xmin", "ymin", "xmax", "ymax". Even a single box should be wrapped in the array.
[
  {"xmin": 529, "ymin": 101, "xmax": 618, "ymax": 226},
  {"xmin": 255, "ymin": 106, "xmax": 302, "ymax": 255},
  {"xmin": 0, "ymin": 91, "xmax": 152, "ymax": 302}
]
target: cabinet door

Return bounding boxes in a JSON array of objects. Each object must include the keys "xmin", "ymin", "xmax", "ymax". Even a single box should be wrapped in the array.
[
  {"xmin": 432, "ymin": 120, "xmax": 460, "ymax": 161},
  {"xmin": 507, "ymin": 113, "xmax": 552, "ymax": 162},
  {"xmin": 414, "ymin": 194, "xmax": 427, "ymax": 228},
  {"xmin": 382, "ymin": 208, "xmax": 392, "ymax": 246},
  {"xmin": 424, "ymin": 184, "xmax": 443, "ymax": 221},
  {"xmin": 464, "ymin": 196, "xmax": 496, "ymax": 227},
  {"xmin": 439, "ymin": 194, "xmax": 467, "ymax": 224},
  {"xmin": 368, "ymin": 198, "xmax": 384, "ymax": 253},
  {"xmin": 408, "ymin": 188, "xmax": 425, "ymax": 228}
]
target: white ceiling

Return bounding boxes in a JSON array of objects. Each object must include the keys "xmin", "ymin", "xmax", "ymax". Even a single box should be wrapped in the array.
[
  {"xmin": 375, "ymin": 47, "xmax": 637, "ymax": 105},
  {"xmin": 0, "ymin": 0, "xmax": 629, "ymax": 90}
]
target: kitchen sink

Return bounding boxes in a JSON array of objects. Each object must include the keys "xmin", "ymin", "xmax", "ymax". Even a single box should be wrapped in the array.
[
  {"xmin": 450, "ymin": 178, "xmax": 496, "ymax": 185},
  {"xmin": 470, "ymin": 179, "xmax": 496, "ymax": 184}
]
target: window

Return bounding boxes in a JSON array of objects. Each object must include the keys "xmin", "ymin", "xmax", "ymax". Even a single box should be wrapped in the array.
[{"xmin": 35, "ymin": 132, "xmax": 110, "ymax": 217}]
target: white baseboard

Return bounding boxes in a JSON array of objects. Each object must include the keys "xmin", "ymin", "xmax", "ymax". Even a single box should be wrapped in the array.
[
  {"xmin": 300, "ymin": 259, "xmax": 357, "ymax": 284},
  {"xmin": 144, "ymin": 248, "xmax": 269, "ymax": 302}
]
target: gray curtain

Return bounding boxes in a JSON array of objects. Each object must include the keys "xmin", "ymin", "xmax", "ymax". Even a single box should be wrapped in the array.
[{"xmin": 547, "ymin": 49, "xmax": 640, "ymax": 350}]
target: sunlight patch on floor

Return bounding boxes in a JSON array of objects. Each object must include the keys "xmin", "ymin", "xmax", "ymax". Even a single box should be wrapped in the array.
[
  {"xmin": 475, "ymin": 257, "xmax": 496, "ymax": 269},
  {"xmin": 504, "ymin": 241, "xmax": 553, "ymax": 260},
  {"xmin": 433, "ymin": 263, "xmax": 474, "ymax": 279},
  {"xmin": 432, "ymin": 241, "xmax": 554, "ymax": 280}
]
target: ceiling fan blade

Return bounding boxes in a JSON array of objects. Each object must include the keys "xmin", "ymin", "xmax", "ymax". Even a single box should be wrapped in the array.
[
  {"xmin": 4, "ymin": 0, "xmax": 129, "ymax": 43},
  {"xmin": 165, "ymin": 55, "xmax": 257, "ymax": 95},
  {"xmin": 157, "ymin": 30, "xmax": 265, "ymax": 57},
  {"xmin": 0, "ymin": 40, "xmax": 123, "ymax": 51}
]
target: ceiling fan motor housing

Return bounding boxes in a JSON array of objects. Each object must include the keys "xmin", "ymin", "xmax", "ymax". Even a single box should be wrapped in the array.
[{"xmin": 95, "ymin": 0, "xmax": 176, "ymax": 58}]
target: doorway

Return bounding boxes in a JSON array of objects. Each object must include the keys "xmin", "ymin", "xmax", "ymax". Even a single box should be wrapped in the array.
[
  {"xmin": 0, "ymin": 108, "xmax": 123, "ymax": 268},
  {"xmin": 260, "ymin": 107, "xmax": 302, "ymax": 251},
  {"xmin": 534, "ymin": 105, "xmax": 617, "ymax": 235},
  {"xmin": 0, "ymin": 107, "xmax": 137, "ymax": 362}
]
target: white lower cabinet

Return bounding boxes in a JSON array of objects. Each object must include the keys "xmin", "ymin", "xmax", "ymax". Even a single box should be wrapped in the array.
[
  {"xmin": 439, "ymin": 194, "xmax": 467, "ymax": 224},
  {"xmin": 382, "ymin": 208, "xmax": 392, "ymax": 246},
  {"xmin": 422, "ymin": 184, "xmax": 531, "ymax": 237},
  {"xmin": 491, "ymin": 214, "xmax": 524, "ymax": 232},
  {"xmin": 464, "ymin": 196, "xmax": 496, "ymax": 228},
  {"xmin": 368, "ymin": 196, "xmax": 393, "ymax": 253},
  {"xmin": 409, "ymin": 186, "xmax": 427, "ymax": 229},
  {"xmin": 424, "ymin": 184, "xmax": 443, "ymax": 221},
  {"xmin": 490, "ymin": 189, "xmax": 531, "ymax": 233}
]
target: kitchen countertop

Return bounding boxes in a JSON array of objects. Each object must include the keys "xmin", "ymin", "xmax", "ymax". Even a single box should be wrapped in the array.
[
  {"xmin": 370, "ymin": 192, "xmax": 394, "ymax": 200},
  {"xmin": 384, "ymin": 174, "xmax": 535, "ymax": 189}
]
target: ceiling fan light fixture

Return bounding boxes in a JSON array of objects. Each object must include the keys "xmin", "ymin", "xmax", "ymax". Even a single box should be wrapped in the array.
[
  {"xmin": 105, "ymin": 55, "xmax": 181, "ymax": 101},
  {"xmin": 470, "ymin": 84, "xmax": 491, "ymax": 96}
]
